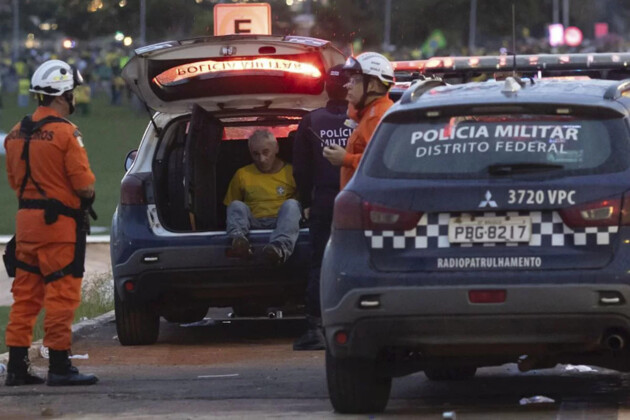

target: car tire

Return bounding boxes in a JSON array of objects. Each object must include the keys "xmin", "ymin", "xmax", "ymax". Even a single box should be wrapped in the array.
[
  {"xmin": 325, "ymin": 350, "xmax": 391, "ymax": 414},
  {"xmin": 424, "ymin": 366, "xmax": 477, "ymax": 381},
  {"xmin": 162, "ymin": 304, "xmax": 209, "ymax": 324},
  {"xmin": 115, "ymin": 290, "xmax": 160, "ymax": 346}
]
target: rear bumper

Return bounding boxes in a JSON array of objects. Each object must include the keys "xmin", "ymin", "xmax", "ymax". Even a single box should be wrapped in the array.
[
  {"xmin": 323, "ymin": 284, "xmax": 630, "ymax": 361},
  {"xmin": 112, "ymin": 239, "xmax": 310, "ymax": 305}
]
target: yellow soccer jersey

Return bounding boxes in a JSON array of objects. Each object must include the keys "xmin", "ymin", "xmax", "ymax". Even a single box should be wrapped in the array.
[{"xmin": 223, "ymin": 162, "xmax": 297, "ymax": 219}]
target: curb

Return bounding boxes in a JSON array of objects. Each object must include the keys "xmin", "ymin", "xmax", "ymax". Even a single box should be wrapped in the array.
[{"xmin": 0, "ymin": 310, "xmax": 115, "ymax": 367}]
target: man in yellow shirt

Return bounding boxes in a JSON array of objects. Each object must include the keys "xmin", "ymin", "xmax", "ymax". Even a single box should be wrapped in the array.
[{"xmin": 224, "ymin": 129, "xmax": 301, "ymax": 265}]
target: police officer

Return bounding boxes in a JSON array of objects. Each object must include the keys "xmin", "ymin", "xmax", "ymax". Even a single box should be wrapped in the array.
[
  {"xmin": 3, "ymin": 60, "xmax": 98, "ymax": 386},
  {"xmin": 292, "ymin": 64, "xmax": 349, "ymax": 350}
]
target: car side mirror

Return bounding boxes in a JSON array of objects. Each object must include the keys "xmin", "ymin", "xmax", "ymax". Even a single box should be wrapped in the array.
[{"xmin": 124, "ymin": 149, "xmax": 138, "ymax": 171}]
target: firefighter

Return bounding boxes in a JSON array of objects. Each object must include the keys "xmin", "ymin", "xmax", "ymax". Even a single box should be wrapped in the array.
[
  {"xmin": 323, "ymin": 52, "xmax": 395, "ymax": 189},
  {"xmin": 3, "ymin": 59, "xmax": 98, "ymax": 386},
  {"xmin": 292, "ymin": 64, "xmax": 349, "ymax": 350}
]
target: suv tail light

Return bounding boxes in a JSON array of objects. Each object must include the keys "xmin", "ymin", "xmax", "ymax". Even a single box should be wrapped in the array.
[
  {"xmin": 559, "ymin": 195, "xmax": 624, "ymax": 228},
  {"xmin": 120, "ymin": 174, "xmax": 146, "ymax": 205},
  {"xmin": 333, "ymin": 191, "xmax": 422, "ymax": 231}
]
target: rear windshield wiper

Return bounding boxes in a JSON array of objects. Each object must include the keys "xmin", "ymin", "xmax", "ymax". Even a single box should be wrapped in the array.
[{"xmin": 487, "ymin": 162, "xmax": 565, "ymax": 176}]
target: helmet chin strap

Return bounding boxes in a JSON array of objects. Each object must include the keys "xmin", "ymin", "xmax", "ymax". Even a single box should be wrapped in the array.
[
  {"xmin": 63, "ymin": 92, "xmax": 75, "ymax": 115},
  {"xmin": 355, "ymin": 77, "xmax": 385, "ymax": 110}
]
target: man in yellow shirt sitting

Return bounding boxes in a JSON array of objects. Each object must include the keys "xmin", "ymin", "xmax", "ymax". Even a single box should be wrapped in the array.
[{"xmin": 224, "ymin": 129, "xmax": 301, "ymax": 265}]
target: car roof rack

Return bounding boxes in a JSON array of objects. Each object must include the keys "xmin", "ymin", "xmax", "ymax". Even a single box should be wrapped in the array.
[
  {"xmin": 603, "ymin": 79, "xmax": 630, "ymax": 100},
  {"xmin": 399, "ymin": 78, "xmax": 448, "ymax": 104}
]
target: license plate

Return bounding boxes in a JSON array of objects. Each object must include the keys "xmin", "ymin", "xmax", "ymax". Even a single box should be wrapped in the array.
[{"xmin": 448, "ymin": 216, "xmax": 531, "ymax": 243}]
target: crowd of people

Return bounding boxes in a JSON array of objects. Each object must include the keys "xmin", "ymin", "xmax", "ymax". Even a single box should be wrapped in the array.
[{"xmin": 0, "ymin": 45, "xmax": 134, "ymax": 114}]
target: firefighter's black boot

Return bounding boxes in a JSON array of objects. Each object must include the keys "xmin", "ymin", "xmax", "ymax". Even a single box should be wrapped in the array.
[
  {"xmin": 293, "ymin": 315, "xmax": 326, "ymax": 351},
  {"xmin": 4, "ymin": 346, "xmax": 45, "ymax": 386},
  {"xmin": 46, "ymin": 349, "xmax": 98, "ymax": 386}
]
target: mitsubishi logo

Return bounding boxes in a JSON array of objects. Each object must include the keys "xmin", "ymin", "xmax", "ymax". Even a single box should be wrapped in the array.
[{"xmin": 479, "ymin": 190, "xmax": 498, "ymax": 208}]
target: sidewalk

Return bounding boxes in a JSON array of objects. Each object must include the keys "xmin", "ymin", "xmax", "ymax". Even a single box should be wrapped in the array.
[{"xmin": 0, "ymin": 243, "xmax": 112, "ymax": 306}]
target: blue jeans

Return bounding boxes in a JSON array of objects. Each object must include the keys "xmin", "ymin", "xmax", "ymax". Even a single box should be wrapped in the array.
[{"xmin": 226, "ymin": 199, "xmax": 301, "ymax": 260}]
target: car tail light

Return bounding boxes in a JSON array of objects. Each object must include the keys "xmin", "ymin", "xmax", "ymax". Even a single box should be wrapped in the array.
[
  {"xmin": 120, "ymin": 174, "xmax": 146, "ymax": 205},
  {"xmin": 559, "ymin": 196, "xmax": 622, "ymax": 228},
  {"xmin": 333, "ymin": 191, "xmax": 364, "ymax": 230},
  {"xmin": 333, "ymin": 191, "xmax": 422, "ymax": 231},
  {"xmin": 366, "ymin": 202, "xmax": 422, "ymax": 231}
]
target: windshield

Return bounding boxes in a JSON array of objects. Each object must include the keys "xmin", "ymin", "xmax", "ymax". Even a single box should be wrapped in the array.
[{"xmin": 365, "ymin": 114, "xmax": 630, "ymax": 179}]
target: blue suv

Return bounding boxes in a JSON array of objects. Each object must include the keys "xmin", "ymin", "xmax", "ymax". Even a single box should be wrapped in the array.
[
  {"xmin": 322, "ymin": 55, "xmax": 630, "ymax": 413},
  {"xmin": 111, "ymin": 35, "xmax": 344, "ymax": 345}
]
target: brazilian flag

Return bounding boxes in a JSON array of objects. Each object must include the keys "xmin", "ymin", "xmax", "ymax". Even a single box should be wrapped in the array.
[{"xmin": 421, "ymin": 29, "xmax": 447, "ymax": 58}]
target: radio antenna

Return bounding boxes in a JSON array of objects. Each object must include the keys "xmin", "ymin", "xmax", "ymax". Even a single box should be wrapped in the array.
[{"xmin": 512, "ymin": 2, "xmax": 516, "ymax": 77}]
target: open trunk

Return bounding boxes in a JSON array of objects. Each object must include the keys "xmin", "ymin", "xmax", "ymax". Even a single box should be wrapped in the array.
[{"xmin": 151, "ymin": 105, "xmax": 303, "ymax": 232}]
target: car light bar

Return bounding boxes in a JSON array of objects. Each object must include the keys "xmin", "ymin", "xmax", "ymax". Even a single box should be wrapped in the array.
[
  {"xmin": 393, "ymin": 52, "xmax": 630, "ymax": 75},
  {"xmin": 153, "ymin": 58, "xmax": 322, "ymax": 87}
]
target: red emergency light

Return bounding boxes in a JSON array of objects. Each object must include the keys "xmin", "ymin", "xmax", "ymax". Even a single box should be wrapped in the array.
[{"xmin": 392, "ymin": 60, "xmax": 425, "ymax": 71}]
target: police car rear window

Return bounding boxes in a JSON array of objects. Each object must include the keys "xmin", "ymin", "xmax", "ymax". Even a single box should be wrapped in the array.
[{"xmin": 367, "ymin": 115, "xmax": 630, "ymax": 178}]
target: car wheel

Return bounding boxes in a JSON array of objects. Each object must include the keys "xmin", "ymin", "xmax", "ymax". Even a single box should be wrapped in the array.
[
  {"xmin": 162, "ymin": 304, "xmax": 209, "ymax": 324},
  {"xmin": 424, "ymin": 366, "xmax": 477, "ymax": 381},
  {"xmin": 114, "ymin": 289, "xmax": 160, "ymax": 345},
  {"xmin": 325, "ymin": 350, "xmax": 391, "ymax": 414}
]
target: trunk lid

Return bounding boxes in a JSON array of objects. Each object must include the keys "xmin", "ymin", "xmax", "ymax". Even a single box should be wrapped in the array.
[{"xmin": 122, "ymin": 35, "xmax": 345, "ymax": 113}]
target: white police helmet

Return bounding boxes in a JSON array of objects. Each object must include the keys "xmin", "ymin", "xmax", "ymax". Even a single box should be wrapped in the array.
[
  {"xmin": 342, "ymin": 52, "xmax": 395, "ymax": 86},
  {"xmin": 30, "ymin": 59, "xmax": 83, "ymax": 96}
]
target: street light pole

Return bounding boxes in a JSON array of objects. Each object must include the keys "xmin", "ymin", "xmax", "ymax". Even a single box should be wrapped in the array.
[
  {"xmin": 552, "ymin": 0, "xmax": 559, "ymax": 23},
  {"xmin": 562, "ymin": 0, "xmax": 570, "ymax": 27},
  {"xmin": 12, "ymin": 0, "xmax": 19, "ymax": 62},
  {"xmin": 468, "ymin": 0, "xmax": 477, "ymax": 54},
  {"xmin": 140, "ymin": 0, "xmax": 146, "ymax": 47},
  {"xmin": 383, "ymin": 0, "xmax": 391, "ymax": 52}
]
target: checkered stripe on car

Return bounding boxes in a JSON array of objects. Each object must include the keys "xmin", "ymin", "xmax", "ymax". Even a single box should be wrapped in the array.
[{"xmin": 364, "ymin": 211, "xmax": 619, "ymax": 249}]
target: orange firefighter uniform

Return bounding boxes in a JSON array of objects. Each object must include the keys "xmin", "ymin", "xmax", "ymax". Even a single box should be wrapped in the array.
[
  {"xmin": 339, "ymin": 95, "xmax": 393, "ymax": 189},
  {"xmin": 4, "ymin": 106, "xmax": 95, "ymax": 350}
]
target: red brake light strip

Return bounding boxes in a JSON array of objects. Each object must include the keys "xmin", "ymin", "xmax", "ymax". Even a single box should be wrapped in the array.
[{"xmin": 153, "ymin": 58, "xmax": 322, "ymax": 87}]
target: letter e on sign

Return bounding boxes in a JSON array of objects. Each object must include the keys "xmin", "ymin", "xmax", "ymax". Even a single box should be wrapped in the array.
[{"xmin": 214, "ymin": 3, "xmax": 271, "ymax": 36}]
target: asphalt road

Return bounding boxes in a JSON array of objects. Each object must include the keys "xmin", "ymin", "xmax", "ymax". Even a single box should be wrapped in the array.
[{"xmin": 2, "ymin": 311, "xmax": 630, "ymax": 419}]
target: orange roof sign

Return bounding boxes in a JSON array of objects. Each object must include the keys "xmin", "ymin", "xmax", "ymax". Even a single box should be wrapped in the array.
[
  {"xmin": 214, "ymin": 3, "xmax": 271, "ymax": 36},
  {"xmin": 153, "ymin": 58, "xmax": 322, "ymax": 87}
]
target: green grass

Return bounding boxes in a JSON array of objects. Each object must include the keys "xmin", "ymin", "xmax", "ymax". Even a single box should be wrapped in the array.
[
  {"xmin": 0, "ymin": 306, "xmax": 9, "ymax": 354},
  {"xmin": 0, "ymin": 272, "xmax": 114, "ymax": 354},
  {"xmin": 0, "ymin": 92, "xmax": 149, "ymax": 235}
]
